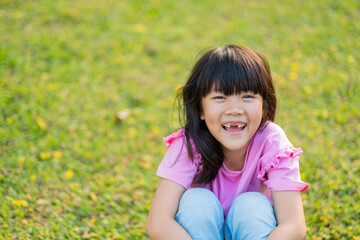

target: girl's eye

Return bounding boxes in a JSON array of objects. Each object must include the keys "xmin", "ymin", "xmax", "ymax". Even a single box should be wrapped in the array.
[
  {"xmin": 214, "ymin": 96, "xmax": 225, "ymax": 100},
  {"xmin": 242, "ymin": 95, "xmax": 254, "ymax": 99}
]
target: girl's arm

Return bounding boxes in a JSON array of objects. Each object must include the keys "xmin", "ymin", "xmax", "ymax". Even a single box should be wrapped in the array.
[
  {"xmin": 266, "ymin": 191, "xmax": 306, "ymax": 240},
  {"xmin": 146, "ymin": 178, "xmax": 192, "ymax": 240}
]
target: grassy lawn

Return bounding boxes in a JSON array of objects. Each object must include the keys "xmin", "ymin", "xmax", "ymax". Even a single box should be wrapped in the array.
[{"xmin": 1, "ymin": 0, "xmax": 359, "ymax": 239}]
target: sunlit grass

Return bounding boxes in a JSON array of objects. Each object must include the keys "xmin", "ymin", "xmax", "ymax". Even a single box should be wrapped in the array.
[{"xmin": 1, "ymin": 0, "xmax": 359, "ymax": 239}]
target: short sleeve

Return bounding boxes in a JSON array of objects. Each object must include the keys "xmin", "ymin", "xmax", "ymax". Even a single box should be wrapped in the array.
[
  {"xmin": 258, "ymin": 147, "xmax": 309, "ymax": 192},
  {"xmin": 156, "ymin": 129, "xmax": 200, "ymax": 189}
]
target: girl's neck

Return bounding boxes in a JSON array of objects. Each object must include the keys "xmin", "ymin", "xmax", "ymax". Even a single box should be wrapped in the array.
[{"xmin": 223, "ymin": 147, "xmax": 248, "ymax": 171}]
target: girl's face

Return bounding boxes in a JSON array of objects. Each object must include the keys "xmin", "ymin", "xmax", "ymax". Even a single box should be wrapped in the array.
[{"xmin": 200, "ymin": 86, "xmax": 263, "ymax": 160}]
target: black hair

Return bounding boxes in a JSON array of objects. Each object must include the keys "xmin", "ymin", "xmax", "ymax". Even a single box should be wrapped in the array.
[{"xmin": 178, "ymin": 44, "xmax": 277, "ymax": 184}]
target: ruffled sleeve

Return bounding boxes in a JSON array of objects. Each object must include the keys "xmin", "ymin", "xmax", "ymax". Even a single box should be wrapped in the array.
[
  {"xmin": 163, "ymin": 128, "xmax": 185, "ymax": 147},
  {"xmin": 156, "ymin": 129, "xmax": 201, "ymax": 189},
  {"xmin": 258, "ymin": 147, "xmax": 309, "ymax": 192}
]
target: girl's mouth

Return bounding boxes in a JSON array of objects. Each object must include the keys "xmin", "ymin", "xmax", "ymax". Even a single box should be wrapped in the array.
[{"xmin": 222, "ymin": 123, "xmax": 246, "ymax": 132}]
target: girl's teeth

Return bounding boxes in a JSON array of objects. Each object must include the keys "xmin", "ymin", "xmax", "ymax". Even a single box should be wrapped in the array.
[
  {"xmin": 223, "ymin": 124, "xmax": 245, "ymax": 128},
  {"xmin": 223, "ymin": 124, "xmax": 243, "ymax": 127}
]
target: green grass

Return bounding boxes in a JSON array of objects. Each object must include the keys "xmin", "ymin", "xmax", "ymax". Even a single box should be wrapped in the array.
[{"xmin": 1, "ymin": 0, "xmax": 359, "ymax": 239}]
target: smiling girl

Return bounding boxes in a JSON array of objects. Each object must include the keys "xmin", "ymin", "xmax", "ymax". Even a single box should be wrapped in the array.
[{"xmin": 146, "ymin": 45, "xmax": 309, "ymax": 240}]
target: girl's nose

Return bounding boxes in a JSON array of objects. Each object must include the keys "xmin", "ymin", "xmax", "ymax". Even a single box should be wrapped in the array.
[{"xmin": 225, "ymin": 97, "xmax": 244, "ymax": 115}]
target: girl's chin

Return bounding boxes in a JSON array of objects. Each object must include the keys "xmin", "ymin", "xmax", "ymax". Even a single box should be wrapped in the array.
[{"xmin": 221, "ymin": 142, "xmax": 249, "ymax": 153}]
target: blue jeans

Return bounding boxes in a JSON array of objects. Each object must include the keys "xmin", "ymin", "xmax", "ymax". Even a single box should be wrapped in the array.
[{"xmin": 175, "ymin": 188, "xmax": 277, "ymax": 240}]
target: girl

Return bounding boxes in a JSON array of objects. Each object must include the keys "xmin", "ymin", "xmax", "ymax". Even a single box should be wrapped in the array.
[{"xmin": 146, "ymin": 45, "xmax": 309, "ymax": 240}]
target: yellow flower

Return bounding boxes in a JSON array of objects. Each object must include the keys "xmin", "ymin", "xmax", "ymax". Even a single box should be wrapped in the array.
[
  {"xmin": 40, "ymin": 152, "xmax": 51, "ymax": 160},
  {"xmin": 29, "ymin": 175, "xmax": 37, "ymax": 182},
  {"xmin": 89, "ymin": 216, "xmax": 97, "ymax": 225},
  {"xmin": 36, "ymin": 117, "xmax": 47, "ymax": 130},
  {"xmin": 139, "ymin": 161, "xmax": 152, "ymax": 169},
  {"xmin": 7, "ymin": 117, "xmax": 14, "ymax": 125},
  {"xmin": 139, "ymin": 155, "xmax": 152, "ymax": 169},
  {"xmin": 275, "ymin": 75, "xmax": 285, "ymax": 84},
  {"xmin": 291, "ymin": 62, "xmax": 299, "ymax": 72},
  {"xmin": 90, "ymin": 192, "xmax": 98, "ymax": 202},
  {"xmin": 128, "ymin": 127, "xmax": 137, "ymax": 137},
  {"xmin": 12, "ymin": 200, "xmax": 28, "ymax": 207},
  {"xmin": 52, "ymin": 150, "xmax": 63, "ymax": 158},
  {"xmin": 320, "ymin": 216, "xmax": 329, "ymax": 224},
  {"xmin": 142, "ymin": 155, "xmax": 152, "ymax": 162},
  {"xmin": 21, "ymin": 219, "xmax": 29, "ymax": 225},
  {"xmin": 64, "ymin": 170, "xmax": 74, "ymax": 180},
  {"xmin": 322, "ymin": 110, "xmax": 329, "ymax": 119},
  {"xmin": 303, "ymin": 85, "xmax": 312, "ymax": 95},
  {"xmin": 19, "ymin": 156, "xmax": 26, "ymax": 165}
]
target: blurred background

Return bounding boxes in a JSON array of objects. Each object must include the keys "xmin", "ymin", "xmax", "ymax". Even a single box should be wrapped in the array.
[{"xmin": 1, "ymin": 0, "xmax": 359, "ymax": 239}]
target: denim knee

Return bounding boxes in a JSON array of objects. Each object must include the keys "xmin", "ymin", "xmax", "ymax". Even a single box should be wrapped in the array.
[
  {"xmin": 176, "ymin": 188, "xmax": 223, "ymax": 222},
  {"xmin": 229, "ymin": 192, "xmax": 274, "ymax": 217},
  {"xmin": 175, "ymin": 188, "xmax": 224, "ymax": 240},
  {"xmin": 225, "ymin": 192, "xmax": 277, "ymax": 240}
]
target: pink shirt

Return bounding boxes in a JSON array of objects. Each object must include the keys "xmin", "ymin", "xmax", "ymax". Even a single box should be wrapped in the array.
[{"xmin": 156, "ymin": 122, "xmax": 309, "ymax": 216}]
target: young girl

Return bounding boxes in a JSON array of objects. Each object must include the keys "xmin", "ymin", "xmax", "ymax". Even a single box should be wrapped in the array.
[{"xmin": 146, "ymin": 44, "xmax": 309, "ymax": 240}]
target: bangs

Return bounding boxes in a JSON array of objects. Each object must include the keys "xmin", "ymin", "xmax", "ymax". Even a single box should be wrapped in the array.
[{"xmin": 198, "ymin": 46, "xmax": 268, "ymax": 97}]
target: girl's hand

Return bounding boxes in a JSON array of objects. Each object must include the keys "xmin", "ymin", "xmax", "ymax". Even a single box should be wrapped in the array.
[
  {"xmin": 146, "ymin": 178, "xmax": 192, "ymax": 240},
  {"xmin": 267, "ymin": 191, "xmax": 306, "ymax": 240}
]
